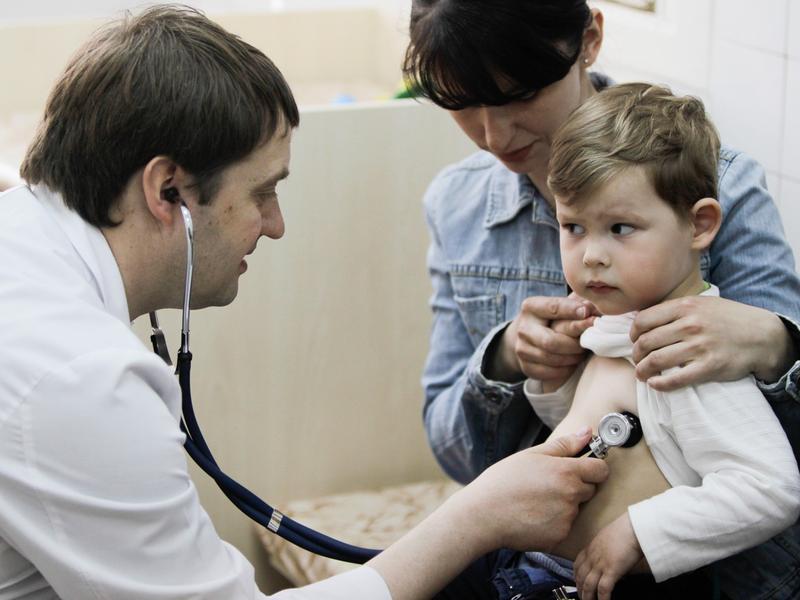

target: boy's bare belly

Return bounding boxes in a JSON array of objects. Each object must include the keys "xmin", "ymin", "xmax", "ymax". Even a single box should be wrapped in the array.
[{"xmin": 549, "ymin": 355, "xmax": 670, "ymax": 563}]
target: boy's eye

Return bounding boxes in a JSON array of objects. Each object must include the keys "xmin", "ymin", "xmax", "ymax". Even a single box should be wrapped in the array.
[
  {"xmin": 562, "ymin": 223, "xmax": 585, "ymax": 235},
  {"xmin": 611, "ymin": 223, "xmax": 635, "ymax": 235}
]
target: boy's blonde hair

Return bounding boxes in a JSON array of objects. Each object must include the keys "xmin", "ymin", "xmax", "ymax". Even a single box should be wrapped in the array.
[{"xmin": 548, "ymin": 83, "xmax": 720, "ymax": 218}]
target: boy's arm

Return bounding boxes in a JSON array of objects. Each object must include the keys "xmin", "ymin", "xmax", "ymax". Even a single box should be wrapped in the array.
[
  {"xmin": 574, "ymin": 513, "xmax": 643, "ymax": 600},
  {"xmin": 523, "ymin": 361, "xmax": 585, "ymax": 429},
  {"xmin": 627, "ymin": 375, "xmax": 800, "ymax": 582}
]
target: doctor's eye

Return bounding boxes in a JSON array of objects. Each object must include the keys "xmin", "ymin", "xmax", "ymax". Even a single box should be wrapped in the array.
[
  {"xmin": 254, "ymin": 189, "xmax": 277, "ymax": 206},
  {"xmin": 611, "ymin": 223, "xmax": 635, "ymax": 235}
]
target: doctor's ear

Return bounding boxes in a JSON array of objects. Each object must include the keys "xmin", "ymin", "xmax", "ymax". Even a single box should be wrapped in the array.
[
  {"xmin": 162, "ymin": 187, "xmax": 180, "ymax": 204},
  {"xmin": 141, "ymin": 156, "xmax": 188, "ymax": 226},
  {"xmin": 689, "ymin": 197, "xmax": 722, "ymax": 251}
]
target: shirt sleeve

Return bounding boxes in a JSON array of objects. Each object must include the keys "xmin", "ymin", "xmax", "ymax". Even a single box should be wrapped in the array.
[
  {"xmin": 757, "ymin": 314, "xmax": 800, "ymax": 403},
  {"xmin": 712, "ymin": 149, "xmax": 800, "ymax": 395},
  {"xmin": 522, "ymin": 363, "xmax": 584, "ymax": 431},
  {"xmin": 712, "ymin": 149, "xmax": 800, "ymax": 320},
  {"xmin": 627, "ymin": 375, "xmax": 800, "ymax": 582},
  {"xmin": 1, "ymin": 349, "xmax": 266, "ymax": 599}
]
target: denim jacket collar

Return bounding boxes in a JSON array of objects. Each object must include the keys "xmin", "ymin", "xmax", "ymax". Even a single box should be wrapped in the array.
[
  {"xmin": 484, "ymin": 170, "xmax": 535, "ymax": 228},
  {"xmin": 483, "ymin": 160, "xmax": 558, "ymax": 231},
  {"xmin": 483, "ymin": 71, "xmax": 614, "ymax": 231}
]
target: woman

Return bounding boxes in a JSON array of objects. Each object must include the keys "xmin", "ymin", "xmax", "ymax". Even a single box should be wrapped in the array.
[{"xmin": 404, "ymin": 1, "xmax": 800, "ymax": 598}]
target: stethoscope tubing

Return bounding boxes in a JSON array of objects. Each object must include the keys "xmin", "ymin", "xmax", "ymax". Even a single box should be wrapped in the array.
[
  {"xmin": 150, "ymin": 200, "xmax": 380, "ymax": 565},
  {"xmin": 177, "ymin": 348, "xmax": 380, "ymax": 563},
  {"xmin": 164, "ymin": 201, "xmax": 642, "ymax": 565}
]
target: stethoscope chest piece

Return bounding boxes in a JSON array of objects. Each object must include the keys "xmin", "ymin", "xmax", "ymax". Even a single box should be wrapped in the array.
[{"xmin": 584, "ymin": 411, "xmax": 643, "ymax": 459}]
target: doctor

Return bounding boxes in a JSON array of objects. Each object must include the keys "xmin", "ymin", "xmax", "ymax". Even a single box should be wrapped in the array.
[{"xmin": 0, "ymin": 5, "xmax": 608, "ymax": 599}]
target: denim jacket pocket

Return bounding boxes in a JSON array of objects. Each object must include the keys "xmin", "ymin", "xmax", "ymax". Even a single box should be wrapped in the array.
[{"xmin": 454, "ymin": 293, "xmax": 507, "ymax": 347}]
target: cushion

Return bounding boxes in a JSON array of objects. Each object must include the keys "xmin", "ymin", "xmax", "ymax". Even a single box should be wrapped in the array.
[{"xmin": 256, "ymin": 479, "xmax": 461, "ymax": 585}]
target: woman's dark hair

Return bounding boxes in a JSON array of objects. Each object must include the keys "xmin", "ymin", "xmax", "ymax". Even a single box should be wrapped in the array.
[
  {"xmin": 403, "ymin": 0, "xmax": 592, "ymax": 110},
  {"xmin": 21, "ymin": 4, "xmax": 299, "ymax": 227}
]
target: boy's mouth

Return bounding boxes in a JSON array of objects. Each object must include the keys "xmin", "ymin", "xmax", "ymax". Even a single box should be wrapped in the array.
[{"xmin": 586, "ymin": 281, "xmax": 617, "ymax": 294}]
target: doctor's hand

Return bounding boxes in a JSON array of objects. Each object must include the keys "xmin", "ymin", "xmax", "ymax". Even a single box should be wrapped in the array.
[
  {"xmin": 487, "ymin": 294, "xmax": 599, "ymax": 386},
  {"xmin": 369, "ymin": 429, "xmax": 607, "ymax": 600},
  {"xmin": 460, "ymin": 428, "xmax": 609, "ymax": 553},
  {"xmin": 631, "ymin": 296, "xmax": 797, "ymax": 390}
]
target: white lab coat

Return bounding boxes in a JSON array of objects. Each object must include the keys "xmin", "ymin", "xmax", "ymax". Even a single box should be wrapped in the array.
[{"xmin": 0, "ymin": 185, "xmax": 391, "ymax": 600}]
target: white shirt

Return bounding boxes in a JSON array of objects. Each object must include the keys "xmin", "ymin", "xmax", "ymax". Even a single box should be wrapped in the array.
[
  {"xmin": 0, "ymin": 186, "xmax": 391, "ymax": 600},
  {"xmin": 524, "ymin": 288, "xmax": 800, "ymax": 581}
]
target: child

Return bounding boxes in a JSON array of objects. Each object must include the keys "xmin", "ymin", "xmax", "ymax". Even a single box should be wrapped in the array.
[{"xmin": 523, "ymin": 83, "xmax": 800, "ymax": 599}]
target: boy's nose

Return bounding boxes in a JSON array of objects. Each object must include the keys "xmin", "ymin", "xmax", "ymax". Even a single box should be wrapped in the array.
[{"xmin": 582, "ymin": 241, "xmax": 610, "ymax": 267}]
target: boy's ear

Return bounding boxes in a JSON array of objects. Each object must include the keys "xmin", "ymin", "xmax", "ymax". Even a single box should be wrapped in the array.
[{"xmin": 690, "ymin": 197, "xmax": 722, "ymax": 251}]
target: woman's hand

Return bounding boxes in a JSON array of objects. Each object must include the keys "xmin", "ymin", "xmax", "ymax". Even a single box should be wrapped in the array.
[
  {"xmin": 631, "ymin": 296, "xmax": 798, "ymax": 390},
  {"xmin": 488, "ymin": 294, "xmax": 598, "ymax": 386},
  {"xmin": 574, "ymin": 513, "xmax": 643, "ymax": 600}
]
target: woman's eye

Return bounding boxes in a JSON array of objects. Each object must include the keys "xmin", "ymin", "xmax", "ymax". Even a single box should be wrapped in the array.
[
  {"xmin": 563, "ymin": 223, "xmax": 585, "ymax": 235},
  {"xmin": 611, "ymin": 223, "xmax": 635, "ymax": 235}
]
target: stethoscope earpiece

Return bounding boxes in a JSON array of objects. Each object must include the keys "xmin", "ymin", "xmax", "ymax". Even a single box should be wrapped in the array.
[{"xmin": 163, "ymin": 187, "xmax": 180, "ymax": 203}]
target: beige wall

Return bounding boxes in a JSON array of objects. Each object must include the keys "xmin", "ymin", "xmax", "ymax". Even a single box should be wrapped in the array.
[{"xmin": 0, "ymin": 8, "xmax": 408, "ymax": 169}]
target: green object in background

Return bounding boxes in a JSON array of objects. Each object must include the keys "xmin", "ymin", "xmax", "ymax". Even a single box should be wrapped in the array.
[{"xmin": 392, "ymin": 80, "xmax": 421, "ymax": 100}]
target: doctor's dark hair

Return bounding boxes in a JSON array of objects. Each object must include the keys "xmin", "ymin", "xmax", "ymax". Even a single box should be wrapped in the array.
[
  {"xmin": 402, "ymin": 0, "xmax": 593, "ymax": 110},
  {"xmin": 20, "ymin": 4, "xmax": 299, "ymax": 228},
  {"xmin": 548, "ymin": 83, "xmax": 720, "ymax": 219}
]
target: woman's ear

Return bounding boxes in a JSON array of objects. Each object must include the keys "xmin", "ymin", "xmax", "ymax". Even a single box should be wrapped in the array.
[
  {"xmin": 690, "ymin": 197, "xmax": 722, "ymax": 251},
  {"xmin": 582, "ymin": 8, "xmax": 604, "ymax": 68}
]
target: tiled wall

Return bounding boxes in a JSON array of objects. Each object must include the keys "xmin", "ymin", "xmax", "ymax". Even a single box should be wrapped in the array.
[{"xmin": 595, "ymin": 0, "xmax": 799, "ymax": 260}]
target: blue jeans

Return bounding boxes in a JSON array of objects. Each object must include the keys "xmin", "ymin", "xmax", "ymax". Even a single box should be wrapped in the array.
[{"xmin": 435, "ymin": 549, "xmax": 719, "ymax": 600}]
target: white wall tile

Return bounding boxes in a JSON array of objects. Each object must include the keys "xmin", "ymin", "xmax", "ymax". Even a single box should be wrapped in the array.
[
  {"xmin": 713, "ymin": 0, "xmax": 787, "ymax": 55},
  {"xmin": 595, "ymin": 0, "xmax": 713, "ymax": 91},
  {"xmin": 789, "ymin": 1, "xmax": 800, "ymax": 60},
  {"xmin": 709, "ymin": 40, "xmax": 785, "ymax": 172},
  {"xmin": 783, "ymin": 59, "xmax": 800, "ymax": 180},
  {"xmin": 780, "ymin": 178, "xmax": 800, "ymax": 261}
]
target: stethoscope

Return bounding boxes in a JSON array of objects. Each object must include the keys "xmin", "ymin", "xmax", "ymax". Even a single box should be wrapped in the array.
[{"xmin": 147, "ymin": 198, "xmax": 643, "ymax": 565}]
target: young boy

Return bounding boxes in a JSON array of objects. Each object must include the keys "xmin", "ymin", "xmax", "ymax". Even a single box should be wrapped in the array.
[{"xmin": 523, "ymin": 83, "xmax": 800, "ymax": 599}]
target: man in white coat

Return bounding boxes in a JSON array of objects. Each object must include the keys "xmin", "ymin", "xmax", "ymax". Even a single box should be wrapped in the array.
[{"xmin": 0, "ymin": 5, "xmax": 608, "ymax": 600}]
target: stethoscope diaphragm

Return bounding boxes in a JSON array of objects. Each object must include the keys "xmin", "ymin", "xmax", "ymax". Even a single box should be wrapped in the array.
[{"xmin": 580, "ymin": 411, "xmax": 643, "ymax": 459}]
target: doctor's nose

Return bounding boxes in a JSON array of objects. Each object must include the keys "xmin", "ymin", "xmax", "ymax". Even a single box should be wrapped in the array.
[{"xmin": 261, "ymin": 201, "xmax": 285, "ymax": 240}]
